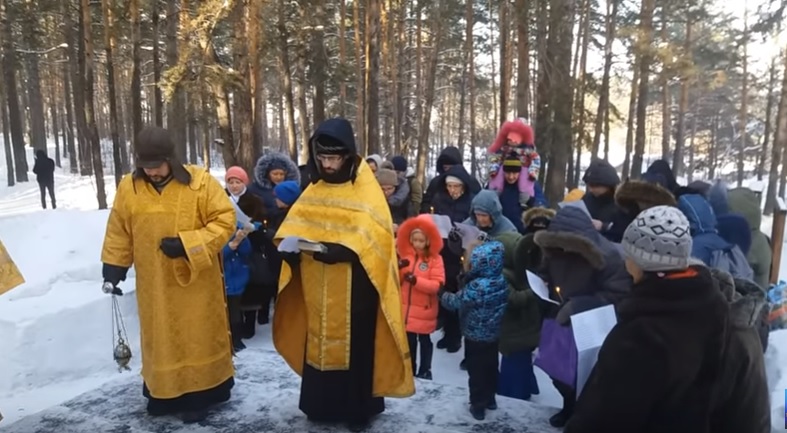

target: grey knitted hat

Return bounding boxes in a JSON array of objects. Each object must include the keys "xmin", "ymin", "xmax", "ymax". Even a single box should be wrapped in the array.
[{"xmin": 622, "ymin": 205, "xmax": 692, "ymax": 272}]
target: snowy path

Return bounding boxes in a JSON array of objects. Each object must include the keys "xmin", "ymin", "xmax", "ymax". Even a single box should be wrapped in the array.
[{"xmin": 3, "ymin": 343, "xmax": 560, "ymax": 433}]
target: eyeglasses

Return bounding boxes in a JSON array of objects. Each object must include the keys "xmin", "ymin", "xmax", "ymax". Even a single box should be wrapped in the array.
[{"xmin": 316, "ymin": 154, "xmax": 345, "ymax": 164}]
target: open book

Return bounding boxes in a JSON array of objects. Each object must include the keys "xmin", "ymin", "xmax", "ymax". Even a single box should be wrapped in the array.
[{"xmin": 278, "ymin": 236, "xmax": 328, "ymax": 254}]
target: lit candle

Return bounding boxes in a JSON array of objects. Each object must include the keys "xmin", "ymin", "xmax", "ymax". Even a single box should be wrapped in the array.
[{"xmin": 555, "ymin": 286, "xmax": 564, "ymax": 303}]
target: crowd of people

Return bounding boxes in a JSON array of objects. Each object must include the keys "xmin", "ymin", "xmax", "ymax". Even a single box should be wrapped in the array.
[{"xmin": 99, "ymin": 119, "xmax": 773, "ymax": 432}]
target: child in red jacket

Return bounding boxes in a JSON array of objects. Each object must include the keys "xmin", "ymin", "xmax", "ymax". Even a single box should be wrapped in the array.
[{"xmin": 397, "ymin": 214, "xmax": 446, "ymax": 380}]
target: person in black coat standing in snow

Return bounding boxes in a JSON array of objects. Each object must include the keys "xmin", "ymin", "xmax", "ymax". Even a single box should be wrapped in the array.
[
  {"xmin": 33, "ymin": 149, "xmax": 56, "ymax": 209},
  {"xmin": 565, "ymin": 206, "xmax": 770, "ymax": 433}
]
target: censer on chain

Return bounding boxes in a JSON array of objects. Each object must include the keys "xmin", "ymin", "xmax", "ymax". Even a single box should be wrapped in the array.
[{"xmin": 105, "ymin": 282, "xmax": 132, "ymax": 372}]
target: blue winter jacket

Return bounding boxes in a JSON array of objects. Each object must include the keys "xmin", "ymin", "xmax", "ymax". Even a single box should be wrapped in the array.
[
  {"xmin": 463, "ymin": 190, "xmax": 519, "ymax": 237},
  {"xmin": 441, "ymin": 240, "xmax": 508, "ymax": 342},
  {"xmin": 222, "ymin": 223, "xmax": 253, "ymax": 296},
  {"xmin": 677, "ymin": 194, "xmax": 735, "ymax": 266},
  {"xmin": 707, "ymin": 182, "xmax": 753, "ymax": 255}
]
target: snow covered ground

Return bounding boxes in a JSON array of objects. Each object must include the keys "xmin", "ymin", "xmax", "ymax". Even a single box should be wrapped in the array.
[{"xmin": 0, "ymin": 144, "xmax": 785, "ymax": 431}]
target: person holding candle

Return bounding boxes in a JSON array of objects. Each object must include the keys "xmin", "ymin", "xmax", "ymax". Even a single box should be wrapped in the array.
[{"xmin": 533, "ymin": 205, "xmax": 632, "ymax": 428}]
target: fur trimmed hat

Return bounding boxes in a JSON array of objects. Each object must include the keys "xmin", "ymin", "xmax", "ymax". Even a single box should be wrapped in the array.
[{"xmin": 489, "ymin": 121, "xmax": 535, "ymax": 153}]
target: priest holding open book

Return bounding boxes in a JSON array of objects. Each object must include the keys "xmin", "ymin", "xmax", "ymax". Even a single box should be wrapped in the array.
[{"xmin": 271, "ymin": 117, "xmax": 414, "ymax": 432}]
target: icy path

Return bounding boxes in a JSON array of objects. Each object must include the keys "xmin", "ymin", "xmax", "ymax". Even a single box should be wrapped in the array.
[{"xmin": 3, "ymin": 343, "xmax": 560, "ymax": 433}]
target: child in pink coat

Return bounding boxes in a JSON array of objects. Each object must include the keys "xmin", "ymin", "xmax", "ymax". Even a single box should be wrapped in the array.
[
  {"xmin": 397, "ymin": 214, "xmax": 446, "ymax": 380},
  {"xmin": 487, "ymin": 119, "xmax": 540, "ymax": 207}
]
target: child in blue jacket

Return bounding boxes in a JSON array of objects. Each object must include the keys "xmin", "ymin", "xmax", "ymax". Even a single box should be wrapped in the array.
[
  {"xmin": 440, "ymin": 240, "xmax": 508, "ymax": 421},
  {"xmin": 223, "ymin": 222, "xmax": 253, "ymax": 352}
]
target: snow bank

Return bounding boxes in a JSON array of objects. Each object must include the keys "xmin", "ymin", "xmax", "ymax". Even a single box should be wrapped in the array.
[
  {"xmin": 0, "ymin": 210, "xmax": 141, "ymax": 423},
  {"xmin": 767, "ymin": 330, "xmax": 787, "ymax": 432}
]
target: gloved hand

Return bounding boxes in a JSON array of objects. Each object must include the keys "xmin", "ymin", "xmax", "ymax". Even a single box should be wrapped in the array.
[
  {"xmin": 102, "ymin": 263, "xmax": 128, "ymax": 288},
  {"xmin": 437, "ymin": 284, "xmax": 447, "ymax": 299},
  {"xmin": 102, "ymin": 281, "xmax": 123, "ymax": 296},
  {"xmin": 457, "ymin": 272, "xmax": 467, "ymax": 288},
  {"xmin": 398, "ymin": 258, "xmax": 411, "ymax": 269},
  {"xmin": 281, "ymin": 252, "xmax": 301, "ymax": 268},
  {"xmin": 404, "ymin": 272, "xmax": 417, "ymax": 285},
  {"xmin": 313, "ymin": 243, "xmax": 355, "ymax": 265},
  {"xmin": 160, "ymin": 237, "xmax": 187, "ymax": 259}
]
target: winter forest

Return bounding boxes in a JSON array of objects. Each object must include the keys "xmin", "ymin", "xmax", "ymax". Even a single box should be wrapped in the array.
[{"xmin": 1, "ymin": 0, "xmax": 785, "ymax": 209}]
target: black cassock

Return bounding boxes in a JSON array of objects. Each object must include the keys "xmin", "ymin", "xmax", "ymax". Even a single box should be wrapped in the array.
[{"xmin": 298, "ymin": 243, "xmax": 385, "ymax": 424}]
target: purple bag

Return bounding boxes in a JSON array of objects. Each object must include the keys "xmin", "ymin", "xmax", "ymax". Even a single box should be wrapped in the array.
[{"xmin": 533, "ymin": 319, "xmax": 577, "ymax": 388}]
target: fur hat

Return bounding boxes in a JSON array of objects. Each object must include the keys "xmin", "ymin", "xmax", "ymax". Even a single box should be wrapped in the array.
[
  {"xmin": 225, "ymin": 166, "xmax": 250, "ymax": 185},
  {"xmin": 489, "ymin": 121, "xmax": 535, "ymax": 153},
  {"xmin": 622, "ymin": 205, "xmax": 692, "ymax": 272},
  {"xmin": 615, "ymin": 180, "xmax": 676, "ymax": 213},
  {"xmin": 375, "ymin": 168, "xmax": 398, "ymax": 187},
  {"xmin": 522, "ymin": 207, "xmax": 556, "ymax": 232}
]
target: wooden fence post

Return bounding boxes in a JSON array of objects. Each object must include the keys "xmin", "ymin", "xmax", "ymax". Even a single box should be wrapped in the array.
[{"xmin": 770, "ymin": 198, "xmax": 787, "ymax": 285}]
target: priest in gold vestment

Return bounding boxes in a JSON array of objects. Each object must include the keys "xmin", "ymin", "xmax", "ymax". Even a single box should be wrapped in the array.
[
  {"xmin": 273, "ymin": 118, "xmax": 414, "ymax": 432},
  {"xmin": 101, "ymin": 126, "xmax": 236, "ymax": 424}
]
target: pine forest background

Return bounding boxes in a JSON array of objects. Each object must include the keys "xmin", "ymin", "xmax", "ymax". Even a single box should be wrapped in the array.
[{"xmin": 2, "ymin": 0, "xmax": 787, "ymax": 212}]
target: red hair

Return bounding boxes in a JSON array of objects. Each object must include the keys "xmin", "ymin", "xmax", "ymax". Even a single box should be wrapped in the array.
[
  {"xmin": 488, "ymin": 121, "xmax": 535, "ymax": 153},
  {"xmin": 396, "ymin": 215, "xmax": 444, "ymax": 258}
]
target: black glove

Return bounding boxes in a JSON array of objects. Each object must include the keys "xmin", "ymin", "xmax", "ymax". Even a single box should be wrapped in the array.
[
  {"xmin": 404, "ymin": 272, "xmax": 417, "ymax": 285},
  {"xmin": 456, "ymin": 272, "xmax": 467, "ymax": 288},
  {"xmin": 102, "ymin": 263, "xmax": 129, "ymax": 287},
  {"xmin": 160, "ymin": 237, "xmax": 187, "ymax": 259},
  {"xmin": 281, "ymin": 251, "xmax": 301, "ymax": 268},
  {"xmin": 448, "ymin": 226, "xmax": 461, "ymax": 244},
  {"xmin": 398, "ymin": 258, "xmax": 411, "ymax": 269},
  {"xmin": 313, "ymin": 243, "xmax": 356, "ymax": 265}
]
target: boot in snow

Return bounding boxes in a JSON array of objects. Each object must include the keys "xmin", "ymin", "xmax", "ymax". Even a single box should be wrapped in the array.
[
  {"xmin": 469, "ymin": 406, "xmax": 485, "ymax": 421},
  {"xmin": 415, "ymin": 370, "xmax": 432, "ymax": 380},
  {"xmin": 487, "ymin": 397, "xmax": 497, "ymax": 410},
  {"xmin": 548, "ymin": 408, "xmax": 573, "ymax": 428},
  {"xmin": 181, "ymin": 410, "xmax": 209, "ymax": 424},
  {"xmin": 436, "ymin": 337, "xmax": 448, "ymax": 349},
  {"xmin": 347, "ymin": 419, "xmax": 370, "ymax": 432},
  {"xmin": 242, "ymin": 311, "xmax": 256, "ymax": 339}
]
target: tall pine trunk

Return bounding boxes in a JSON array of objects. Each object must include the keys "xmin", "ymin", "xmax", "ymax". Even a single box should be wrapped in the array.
[
  {"xmin": 591, "ymin": 0, "xmax": 617, "ymax": 158},
  {"xmin": 737, "ymin": 9, "xmax": 749, "ymax": 187},
  {"xmin": 1, "ymin": 0, "xmax": 28, "ymax": 181},
  {"xmin": 167, "ymin": 0, "xmax": 187, "ymax": 161},
  {"xmin": 0, "ymin": 61, "xmax": 14, "ymax": 185},
  {"xmin": 152, "ymin": 0, "xmax": 163, "ymax": 126},
  {"xmin": 632, "ymin": 0, "xmax": 655, "ymax": 180},
  {"xmin": 758, "ymin": 58, "xmax": 777, "ymax": 181},
  {"xmin": 515, "ymin": 0, "xmax": 530, "ymax": 119},
  {"xmin": 277, "ymin": 2, "xmax": 297, "ymax": 161},
  {"xmin": 22, "ymin": 0, "xmax": 46, "ymax": 153},
  {"xmin": 102, "ymin": 0, "xmax": 124, "ymax": 185},
  {"xmin": 764, "ymin": 50, "xmax": 787, "ymax": 215},
  {"xmin": 673, "ymin": 17, "xmax": 691, "ymax": 177},
  {"xmin": 81, "ymin": 0, "xmax": 107, "ymax": 209},
  {"xmin": 130, "ymin": 0, "xmax": 142, "ymax": 155},
  {"xmin": 365, "ymin": 0, "xmax": 381, "ymax": 155}
]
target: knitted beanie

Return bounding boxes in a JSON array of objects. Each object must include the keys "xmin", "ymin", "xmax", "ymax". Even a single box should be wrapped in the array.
[
  {"xmin": 226, "ymin": 166, "xmax": 250, "ymax": 185},
  {"xmin": 391, "ymin": 156, "xmax": 408, "ymax": 172},
  {"xmin": 502, "ymin": 155, "xmax": 522, "ymax": 174},
  {"xmin": 274, "ymin": 181, "xmax": 301, "ymax": 206},
  {"xmin": 375, "ymin": 168, "xmax": 399, "ymax": 187},
  {"xmin": 622, "ymin": 205, "xmax": 692, "ymax": 272}
]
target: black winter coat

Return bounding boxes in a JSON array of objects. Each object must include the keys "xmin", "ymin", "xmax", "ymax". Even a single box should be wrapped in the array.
[{"xmin": 565, "ymin": 266, "xmax": 770, "ymax": 433}]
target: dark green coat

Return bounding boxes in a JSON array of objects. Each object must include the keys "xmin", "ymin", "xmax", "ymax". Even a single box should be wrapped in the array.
[
  {"xmin": 727, "ymin": 188, "xmax": 772, "ymax": 289},
  {"xmin": 494, "ymin": 232, "xmax": 542, "ymax": 356}
]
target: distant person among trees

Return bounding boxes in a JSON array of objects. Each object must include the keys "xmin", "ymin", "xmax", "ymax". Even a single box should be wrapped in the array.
[{"xmin": 32, "ymin": 150, "xmax": 56, "ymax": 210}]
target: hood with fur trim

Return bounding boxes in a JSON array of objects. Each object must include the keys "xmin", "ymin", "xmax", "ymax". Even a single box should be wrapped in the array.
[
  {"xmin": 397, "ymin": 214, "xmax": 444, "ymax": 258},
  {"xmin": 253, "ymin": 151, "xmax": 301, "ymax": 190},
  {"xmin": 615, "ymin": 180, "xmax": 677, "ymax": 213},
  {"xmin": 489, "ymin": 120, "xmax": 535, "ymax": 154},
  {"xmin": 534, "ymin": 206, "xmax": 631, "ymax": 300},
  {"xmin": 522, "ymin": 207, "xmax": 556, "ymax": 229}
]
